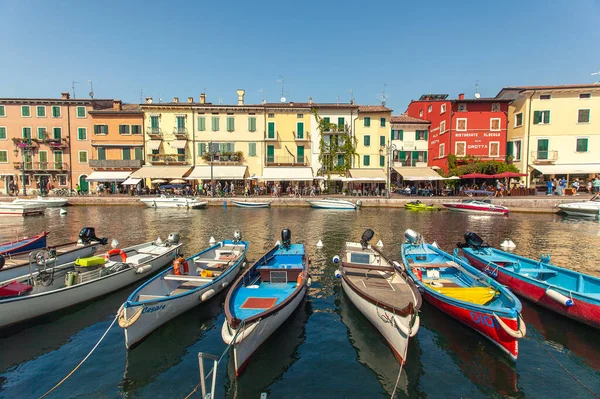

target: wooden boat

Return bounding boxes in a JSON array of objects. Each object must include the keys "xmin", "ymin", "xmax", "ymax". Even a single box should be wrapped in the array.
[
  {"xmin": 458, "ymin": 232, "xmax": 600, "ymax": 329},
  {"xmin": 557, "ymin": 194, "xmax": 600, "ymax": 217},
  {"xmin": 232, "ymin": 200, "xmax": 271, "ymax": 208},
  {"xmin": 0, "ymin": 231, "xmax": 49, "ymax": 257},
  {"xmin": 400, "ymin": 229, "xmax": 525, "ymax": 361},
  {"xmin": 306, "ymin": 198, "xmax": 359, "ymax": 210},
  {"xmin": 119, "ymin": 233, "xmax": 248, "ymax": 349},
  {"xmin": 335, "ymin": 229, "xmax": 421, "ymax": 364},
  {"xmin": 222, "ymin": 229, "xmax": 309, "ymax": 376},
  {"xmin": 442, "ymin": 199, "xmax": 509, "ymax": 215},
  {"xmin": 0, "ymin": 202, "xmax": 45, "ymax": 216},
  {"xmin": 0, "ymin": 227, "xmax": 107, "ymax": 282},
  {"xmin": 140, "ymin": 195, "xmax": 208, "ymax": 209},
  {"xmin": 12, "ymin": 196, "xmax": 69, "ymax": 208},
  {"xmin": 0, "ymin": 234, "xmax": 182, "ymax": 328},
  {"xmin": 404, "ymin": 201, "xmax": 439, "ymax": 211}
]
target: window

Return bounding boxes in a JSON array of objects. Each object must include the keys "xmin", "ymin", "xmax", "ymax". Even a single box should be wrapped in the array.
[
  {"xmin": 380, "ymin": 117, "xmax": 386, "ymax": 127},
  {"xmin": 380, "ymin": 136, "xmax": 385, "ymax": 146},
  {"xmin": 392, "ymin": 129, "xmax": 403, "ymax": 140},
  {"xmin": 268, "ymin": 113, "xmax": 274, "ymax": 118},
  {"xmin": 132, "ymin": 125, "xmax": 141, "ymax": 134},
  {"xmin": 297, "ymin": 146, "xmax": 305, "ymax": 163},
  {"xmin": 0, "ymin": 150, "xmax": 7, "ymax": 163},
  {"xmin": 197, "ymin": 143, "xmax": 206, "ymax": 156},
  {"xmin": 22, "ymin": 127, "xmax": 31, "ymax": 139},
  {"xmin": 337, "ymin": 154, "xmax": 344, "ymax": 166},
  {"xmin": 540, "ymin": 94, "xmax": 551, "ymax": 100},
  {"xmin": 20, "ymin": 175, "xmax": 31, "ymax": 186},
  {"xmin": 380, "ymin": 155, "xmax": 385, "ymax": 167},
  {"xmin": 490, "ymin": 118, "xmax": 501, "ymax": 131},
  {"xmin": 78, "ymin": 151, "xmax": 88, "ymax": 163},
  {"xmin": 440, "ymin": 120, "xmax": 446, "ymax": 133},
  {"xmin": 419, "ymin": 109, "xmax": 423, "ymax": 117},
  {"xmin": 0, "ymin": 127, "xmax": 5, "ymax": 139},
  {"xmin": 211, "ymin": 116, "xmax": 219, "ymax": 131},
  {"xmin": 579, "ymin": 93, "xmax": 592, "ymax": 99},
  {"xmin": 56, "ymin": 175, "xmax": 67, "ymax": 186},
  {"xmin": 197, "ymin": 117, "xmax": 206, "ymax": 131},
  {"xmin": 458, "ymin": 103, "xmax": 467, "ymax": 112},
  {"xmin": 248, "ymin": 117, "xmax": 256, "ymax": 132},
  {"xmin": 98, "ymin": 148, "xmax": 106, "ymax": 161},
  {"xmin": 537, "ymin": 139, "xmax": 549, "ymax": 160},
  {"xmin": 455, "ymin": 142, "xmax": 466, "ymax": 157},
  {"xmin": 576, "ymin": 138, "xmax": 588, "ymax": 152},
  {"xmin": 38, "ymin": 151, "xmax": 47, "ymax": 169},
  {"xmin": 578, "ymin": 109, "xmax": 590, "ymax": 123},
  {"xmin": 439, "ymin": 143, "xmax": 445, "ymax": 157},
  {"xmin": 440, "ymin": 103, "xmax": 446, "ymax": 114},
  {"xmin": 122, "ymin": 148, "xmax": 131, "ymax": 160},
  {"xmin": 489, "ymin": 142, "xmax": 500, "ymax": 157},
  {"xmin": 94, "ymin": 124, "xmax": 108, "ymax": 134},
  {"xmin": 507, "ymin": 140, "xmax": 522, "ymax": 160},
  {"xmin": 37, "ymin": 106, "xmax": 46, "ymax": 117},
  {"xmin": 267, "ymin": 122, "xmax": 275, "ymax": 139},
  {"xmin": 533, "ymin": 110, "xmax": 551, "ymax": 124},
  {"xmin": 323, "ymin": 117, "xmax": 330, "ymax": 132},
  {"xmin": 53, "ymin": 151, "xmax": 63, "ymax": 169},
  {"xmin": 0, "ymin": 105, "xmax": 5, "ymax": 117},
  {"xmin": 76, "ymin": 106, "xmax": 86, "ymax": 118},
  {"xmin": 77, "ymin": 128, "xmax": 87, "ymax": 140},
  {"xmin": 52, "ymin": 106, "xmax": 61, "ymax": 118},
  {"xmin": 491, "ymin": 103, "xmax": 501, "ymax": 112},
  {"xmin": 150, "ymin": 115, "xmax": 160, "ymax": 130},
  {"xmin": 364, "ymin": 117, "xmax": 371, "ymax": 127},
  {"xmin": 428, "ymin": 105, "xmax": 432, "ymax": 113},
  {"xmin": 364, "ymin": 135, "xmax": 370, "ymax": 146},
  {"xmin": 363, "ymin": 155, "xmax": 370, "ymax": 166},
  {"xmin": 226, "ymin": 117, "xmax": 235, "ymax": 132},
  {"xmin": 267, "ymin": 145, "xmax": 275, "ymax": 162},
  {"xmin": 22, "ymin": 105, "xmax": 31, "ymax": 117},
  {"xmin": 514, "ymin": 113, "xmax": 523, "ymax": 127},
  {"xmin": 416, "ymin": 130, "xmax": 427, "ymax": 140},
  {"xmin": 134, "ymin": 147, "xmax": 143, "ymax": 160},
  {"xmin": 119, "ymin": 124, "xmax": 130, "ymax": 134},
  {"xmin": 297, "ymin": 114, "xmax": 304, "ymax": 118},
  {"xmin": 338, "ymin": 117, "xmax": 345, "ymax": 130},
  {"xmin": 456, "ymin": 118, "xmax": 467, "ymax": 131},
  {"xmin": 248, "ymin": 142, "xmax": 257, "ymax": 157},
  {"xmin": 36, "ymin": 127, "xmax": 46, "ymax": 139},
  {"xmin": 297, "ymin": 122, "xmax": 304, "ymax": 139},
  {"xmin": 53, "ymin": 127, "xmax": 62, "ymax": 140}
]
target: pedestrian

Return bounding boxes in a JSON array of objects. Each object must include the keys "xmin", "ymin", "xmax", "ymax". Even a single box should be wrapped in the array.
[
  {"xmin": 76, "ymin": 184, "xmax": 81, "ymax": 195},
  {"xmin": 593, "ymin": 177, "xmax": 600, "ymax": 193},
  {"xmin": 546, "ymin": 180, "xmax": 553, "ymax": 196},
  {"xmin": 8, "ymin": 180, "xmax": 14, "ymax": 196},
  {"xmin": 559, "ymin": 177, "xmax": 567, "ymax": 196},
  {"xmin": 572, "ymin": 178, "xmax": 580, "ymax": 195}
]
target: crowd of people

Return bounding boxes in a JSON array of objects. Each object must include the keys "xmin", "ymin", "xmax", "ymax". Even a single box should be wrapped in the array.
[{"xmin": 545, "ymin": 176, "xmax": 600, "ymax": 196}]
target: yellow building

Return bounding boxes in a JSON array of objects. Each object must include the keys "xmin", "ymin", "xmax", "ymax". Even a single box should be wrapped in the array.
[{"xmin": 498, "ymin": 84, "xmax": 600, "ymax": 187}]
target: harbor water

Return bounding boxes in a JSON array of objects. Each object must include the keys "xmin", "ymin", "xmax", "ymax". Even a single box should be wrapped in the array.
[{"xmin": 1, "ymin": 206, "xmax": 599, "ymax": 398}]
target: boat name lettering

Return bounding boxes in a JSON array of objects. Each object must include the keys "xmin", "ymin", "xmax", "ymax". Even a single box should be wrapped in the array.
[
  {"xmin": 142, "ymin": 305, "xmax": 166, "ymax": 314},
  {"xmin": 470, "ymin": 311, "xmax": 495, "ymax": 328}
]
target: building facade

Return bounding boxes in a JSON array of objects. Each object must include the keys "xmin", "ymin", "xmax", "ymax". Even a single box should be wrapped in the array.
[{"xmin": 354, "ymin": 106, "xmax": 392, "ymax": 169}]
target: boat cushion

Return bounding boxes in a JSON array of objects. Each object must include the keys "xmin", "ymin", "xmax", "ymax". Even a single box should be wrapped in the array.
[
  {"xmin": 0, "ymin": 281, "xmax": 33, "ymax": 297},
  {"xmin": 75, "ymin": 256, "xmax": 106, "ymax": 267},
  {"xmin": 428, "ymin": 284, "xmax": 497, "ymax": 305},
  {"xmin": 241, "ymin": 297, "xmax": 277, "ymax": 309}
]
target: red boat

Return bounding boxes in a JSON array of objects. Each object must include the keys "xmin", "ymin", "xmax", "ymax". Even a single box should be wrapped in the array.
[{"xmin": 442, "ymin": 199, "xmax": 509, "ymax": 215}]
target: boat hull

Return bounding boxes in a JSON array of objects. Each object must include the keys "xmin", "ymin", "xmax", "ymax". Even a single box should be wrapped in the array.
[
  {"xmin": 0, "ymin": 232, "xmax": 48, "ymax": 256},
  {"xmin": 463, "ymin": 252, "xmax": 600, "ymax": 329},
  {"xmin": 140, "ymin": 198, "xmax": 208, "ymax": 209},
  {"xmin": 232, "ymin": 201, "xmax": 270, "ymax": 208},
  {"xmin": 307, "ymin": 200, "xmax": 356, "ymax": 210},
  {"xmin": 443, "ymin": 203, "xmax": 509, "ymax": 215},
  {"xmin": 557, "ymin": 205, "xmax": 600, "ymax": 217},
  {"xmin": 0, "ymin": 203, "xmax": 45, "ymax": 216},
  {"xmin": 13, "ymin": 198, "xmax": 69, "ymax": 208}
]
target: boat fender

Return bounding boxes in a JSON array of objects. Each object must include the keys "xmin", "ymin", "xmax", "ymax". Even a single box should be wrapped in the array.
[
  {"xmin": 332, "ymin": 255, "xmax": 340, "ymax": 264},
  {"xmin": 105, "ymin": 249, "xmax": 127, "ymax": 262},
  {"xmin": 221, "ymin": 281, "xmax": 229, "ymax": 289},
  {"xmin": 173, "ymin": 257, "xmax": 189, "ymax": 276},
  {"xmin": 222, "ymin": 320, "xmax": 259, "ymax": 345},
  {"xmin": 493, "ymin": 312, "xmax": 527, "ymax": 339},
  {"xmin": 546, "ymin": 288, "xmax": 574, "ymax": 307},
  {"xmin": 201, "ymin": 289, "xmax": 215, "ymax": 302},
  {"xmin": 307, "ymin": 275, "xmax": 312, "ymax": 287},
  {"xmin": 415, "ymin": 269, "xmax": 423, "ymax": 281},
  {"xmin": 136, "ymin": 264, "xmax": 153, "ymax": 274},
  {"xmin": 334, "ymin": 270, "xmax": 341, "ymax": 278},
  {"xmin": 393, "ymin": 315, "xmax": 420, "ymax": 337},
  {"xmin": 297, "ymin": 274, "xmax": 304, "ymax": 287},
  {"xmin": 118, "ymin": 305, "xmax": 143, "ymax": 328}
]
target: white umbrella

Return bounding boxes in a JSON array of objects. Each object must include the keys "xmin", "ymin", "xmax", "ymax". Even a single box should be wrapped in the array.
[
  {"xmin": 170, "ymin": 179, "xmax": 186, "ymax": 184},
  {"xmin": 445, "ymin": 176, "xmax": 460, "ymax": 180},
  {"xmin": 151, "ymin": 179, "xmax": 167, "ymax": 184}
]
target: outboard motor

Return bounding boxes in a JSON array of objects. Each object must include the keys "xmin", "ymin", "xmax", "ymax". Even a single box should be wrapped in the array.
[
  {"xmin": 404, "ymin": 229, "xmax": 420, "ymax": 245},
  {"xmin": 360, "ymin": 229, "xmax": 375, "ymax": 250},
  {"xmin": 281, "ymin": 229, "xmax": 291, "ymax": 250},
  {"xmin": 78, "ymin": 227, "xmax": 108, "ymax": 245},
  {"xmin": 457, "ymin": 232, "xmax": 487, "ymax": 249},
  {"xmin": 233, "ymin": 230, "xmax": 242, "ymax": 244},
  {"xmin": 167, "ymin": 233, "xmax": 181, "ymax": 245}
]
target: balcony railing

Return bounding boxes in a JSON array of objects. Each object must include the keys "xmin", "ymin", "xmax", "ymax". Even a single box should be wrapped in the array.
[
  {"xmin": 531, "ymin": 150, "xmax": 558, "ymax": 163},
  {"xmin": 265, "ymin": 156, "xmax": 307, "ymax": 166},
  {"xmin": 173, "ymin": 128, "xmax": 188, "ymax": 138},
  {"xmin": 89, "ymin": 159, "xmax": 143, "ymax": 168},
  {"xmin": 147, "ymin": 153, "xmax": 189, "ymax": 165},
  {"xmin": 394, "ymin": 159, "xmax": 427, "ymax": 167},
  {"xmin": 146, "ymin": 127, "xmax": 162, "ymax": 137},
  {"xmin": 293, "ymin": 131, "xmax": 311, "ymax": 141},
  {"xmin": 13, "ymin": 162, "xmax": 68, "ymax": 171}
]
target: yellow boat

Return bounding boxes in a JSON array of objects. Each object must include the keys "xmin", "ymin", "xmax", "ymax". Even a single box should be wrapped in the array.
[{"xmin": 404, "ymin": 201, "xmax": 439, "ymax": 211}]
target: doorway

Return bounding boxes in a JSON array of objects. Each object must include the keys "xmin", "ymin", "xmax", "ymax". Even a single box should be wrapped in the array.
[{"xmin": 79, "ymin": 175, "xmax": 89, "ymax": 194}]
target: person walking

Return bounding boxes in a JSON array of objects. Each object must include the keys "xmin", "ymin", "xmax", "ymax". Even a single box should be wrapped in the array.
[
  {"xmin": 546, "ymin": 179, "xmax": 553, "ymax": 196},
  {"xmin": 572, "ymin": 178, "xmax": 580, "ymax": 195},
  {"xmin": 593, "ymin": 176, "xmax": 600, "ymax": 193},
  {"xmin": 559, "ymin": 177, "xmax": 567, "ymax": 196}
]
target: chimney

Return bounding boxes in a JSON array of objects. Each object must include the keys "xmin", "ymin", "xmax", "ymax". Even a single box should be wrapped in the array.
[
  {"xmin": 261, "ymin": 99, "xmax": 266, "ymax": 105},
  {"xmin": 458, "ymin": 93, "xmax": 465, "ymax": 100},
  {"xmin": 145, "ymin": 97, "xmax": 153, "ymax": 104},
  {"xmin": 61, "ymin": 92, "xmax": 70, "ymax": 100},
  {"xmin": 173, "ymin": 97, "xmax": 179, "ymax": 104},
  {"xmin": 289, "ymin": 101, "xmax": 294, "ymax": 106},
  {"xmin": 113, "ymin": 100, "xmax": 122, "ymax": 111},
  {"xmin": 236, "ymin": 89, "xmax": 245, "ymax": 106},
  {"xmin": 309, "ymin": 97, "xmax": 313, "ymax": 104},
  {"xmin": 187, "ymin": 97, "xmax": 194, "ymax": 103},
  {"xmin": 200, "ymin": 93, "xmax": 206, "ymax": 104}
]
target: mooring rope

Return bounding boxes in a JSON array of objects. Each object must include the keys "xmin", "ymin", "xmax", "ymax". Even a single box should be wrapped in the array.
[
  {"xmin": 39, "ymin": 311, "xmax": 119, "ymax": 399},
  {"xmin": 390, "ymin": 324, "xmax": 410, "ymax": 399}
]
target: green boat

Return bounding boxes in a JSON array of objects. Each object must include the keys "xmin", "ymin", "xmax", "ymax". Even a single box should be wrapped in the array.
[{"xmin": 404, "ymin": 201, "xmax": 440, "ymax": 211}]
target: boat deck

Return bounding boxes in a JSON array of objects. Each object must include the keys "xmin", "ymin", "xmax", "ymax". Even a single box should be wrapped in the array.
[
  {"xmin": 232, "ymin": 282, "xmax": 297, "ymax": 319},
  {"xmin": 344, "ymin": 268, "xmax": 415, "ymax": 307}
]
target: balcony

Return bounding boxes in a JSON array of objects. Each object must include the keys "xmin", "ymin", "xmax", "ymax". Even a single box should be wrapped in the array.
[
  {"xmin": 531, "ymin": 151, "xmax": 558, "ymax": 164},
  {"xmin": 146, "ymin": 127, "xmax": 162, "ymax": 138},
  {"xmin": 393, "ymin": 160, "xmax": 427, "ymax": 168},
  {"xmin": 293, "ymin": 131, "xmax": 311, "ymax": 141},
  {"xmin": 13, "ymin": 162, "xmax": 68, "ymax": 171},
  {"xmin": 265, "ymin": 156, "xmax": 307, "ymax": 166},
  {"xmin": 172, "ymin": 128, "xmax": 188, "ymax": 139},
  {"xmin": 201, "ymin": 151, "xmax": 244, "ymax": 164},
  {"xmin": 89, "ymin": 159, "xmax": 143, "ymax": 169},
  {"xmin": 147, "ymin": 153, "xmax": 189, "ymax": 165},
  {"xmin": 12, "ymin": 137, "xmax": 39, "ymax": 149}
]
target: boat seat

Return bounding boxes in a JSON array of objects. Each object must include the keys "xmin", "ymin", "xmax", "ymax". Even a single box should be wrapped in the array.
[
  {"xmin": 519, "ymin": 268, "xmax": 558, "ymax": 276},
  {"xmin": 138, "ymin": 294, "xmax": 165, "ymax": 301},
  {"xmin": 126, "ymin": 253, "xmax": 154, "ymax": 265},
  {"xmin": 163, "ymin": 274, "xmax": 213, "ymax": 283},
  {"xmin": 413, "ymin": 263, "xmax": 449, "ymax": 269}
]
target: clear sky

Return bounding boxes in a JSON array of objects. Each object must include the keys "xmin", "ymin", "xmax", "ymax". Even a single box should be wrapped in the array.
[{"xmin": 1, "ymin": 0, "xmax": 599, "ymax": 113}]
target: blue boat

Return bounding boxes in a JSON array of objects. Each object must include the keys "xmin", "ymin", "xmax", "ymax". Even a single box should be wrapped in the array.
[
  {"xmin": 222, "ymin": 229, "xmax": 310, "ymax": 376},
  {"xmin": 458, "ymin": 232, "xmax": 600, "ymax": 330},
  {"xmin": 0, "ymin": 231, "xmax": 48, "ymax": 258}
]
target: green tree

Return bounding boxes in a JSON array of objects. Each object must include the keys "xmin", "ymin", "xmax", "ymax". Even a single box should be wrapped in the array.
[{"xmin": 313, "ymin": 108, "xmax": 357, "ymax": 183}]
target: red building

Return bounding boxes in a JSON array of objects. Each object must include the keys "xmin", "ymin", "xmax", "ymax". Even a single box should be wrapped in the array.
[{"xmin": 406, "ymin": 94, "xmax": 510, "ymax": 172}]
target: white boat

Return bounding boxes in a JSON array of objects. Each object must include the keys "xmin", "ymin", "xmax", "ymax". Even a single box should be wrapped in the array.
[
  {"xmin": 119, "ymin": 233, "xmax": 248, "ymax": 349},
  {"xmin": 335, "ymin": 230, "xmax": 421, "ymax": 364},
  {"xmin": 306, "ymin": 198, "xmax": 359, "ymax": 210},
  {"xmin": 442, "ymin": 199, "xmax": 509, "ymax": 215},
  {"xmin": 232, "ymin": 200, "xmax": 271, "ymax": 208},
  {"xmin": 0, "ymin": 202, "xmax": 45, "ymax": 216},
  {"xmin": 0, "ymin": 227, "xmax": 107, "ymax": 282},
  {"xmin": 558, "ymin": 195, "xmax": 600, "ymax": 217},
  {"xmin": 0, "ymin": 234, "xmax": 182, "ymax": 328},
  {"xmin": 140, "ymin": 195, "xmax": 207, "ymax": 209},
  {"xmin": 221, "ymin": 229, "xmax": 309, "ymax": 376},
  {"xmin": 12, "ymin": 196, "xmax": 69, "ymax": 208}
]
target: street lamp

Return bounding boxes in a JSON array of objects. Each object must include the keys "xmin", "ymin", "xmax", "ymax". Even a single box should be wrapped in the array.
[
  {"xmin": 209, "ymin": 141, "xmax": 215, "ymax": 197},
  {"xmin": 14, "ymin": 136, "xmax": 32, "ymax": 196},
  {"xmin": 380, "ymin": 142, "xmax": 397, "ymax": 199}
]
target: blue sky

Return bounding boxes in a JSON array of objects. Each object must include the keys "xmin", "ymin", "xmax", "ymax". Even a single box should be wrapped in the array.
[{"xmin": 1, "ymin": 0, "xmax": 599, "ymax": 113}]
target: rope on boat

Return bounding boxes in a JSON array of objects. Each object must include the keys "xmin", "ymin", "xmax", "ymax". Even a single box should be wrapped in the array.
[
  {"xmin": 390, "ymin": 314, "xmax": 412, "ymax": 399},
  {"xmin": 39, "ymin": 310, "xmax": 120, "ymax": 399}
]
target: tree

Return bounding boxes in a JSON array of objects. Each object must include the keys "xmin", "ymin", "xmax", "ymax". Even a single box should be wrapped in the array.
[{"xmin": 313, "ymin": 108, "xmax": 357, "ymax": 183}]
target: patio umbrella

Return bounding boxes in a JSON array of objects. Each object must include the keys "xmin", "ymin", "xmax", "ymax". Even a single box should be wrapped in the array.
[
  {"xmin": 445, "ymin": 176, "xmax": 460, "ymax": 180},
  {"xmin": 169, "ymin": 179, "xmax": 187, "ymax": 184},
  {"xmin": 151, "ymin": 179, "xmax": 167, "ymax": 184},
  {"xmin": 492, "ymin": 172, "xmax": 527, "ymax": 179},
  {"xmin": 460, "ymin": 173, "xmax": 493, "ymax": 179}
]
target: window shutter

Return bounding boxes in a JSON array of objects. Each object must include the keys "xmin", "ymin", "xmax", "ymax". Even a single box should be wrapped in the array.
[
  {"xmin": 380, "ymin": 136, "xmax": 385, "ymax": 146},
  {"xmin": 248, "ymin": 142, "xmax": 256, "ymax": 156},
  {"xmin": 267, "ymin": 145, "xmax": 274, "ymax": 157},
  {"xmin": 533, "ymin": 111, "xmax": 541, "ymax": 124},
  {"xmin": 363, "ymin": 155, "xmax": 370, "ymax": 166},
  {"xmin": 227, "ymin": 117, "xmax": 234, "ymax": 131},
  {"xmin": 297, "ymin": 122, "xmax": 304, "ymax": 138},
  {"xmin": 380, "ymin": 118, "xmax": 386, "ymax": 127},
  {"xmin": 297, "ymin": 146, "xmax": 304, "ymax": 162},
  {"xmin": 134, "ymin": 147, "xmax": 142, "ymax": 160},
  {"xmin": 338, "ymin": 117, "xmax": 344, "ymax": 130},
  {"xmin": 399, "ymin": 151, "xmax": 406, "ymax": 161},
  {"xmin": 412, "ymin": 151, "xmax": 419, "ymax": 165},
  {"xmin": 364, "ymin": 136, "xmax": 370, "ymax": 146},
  {"xmin": 198, "ymin": 117, "xmax": 205, "ymax": 131},
  {"xmin": 506, "ymin": 142, "xmax": 514, "ymax": 157},
  {"xmin": 380, "ymin": 155, "xmax": 385, "ymax": 167},
  {"xmin": 424, "ymin": 130, "xmax": 428, "ymax": 140},
  {"xmin": 337, "ymin": 154, "xmax": 344, "ymax": 166},
  {"xmin": 324, "ymin": 117, "xmax": 330, "ymax": 132},
  {"xmin": 268, "ymin": 122, "xmax": 275, "ymax": 138},
  {"xmin": 423, "ymin": 151, "xmax": 428, "ymax": 163},
  {"xmin": 364, "ymin": 117, "xmax": 370, "ymax": 127},
  {"xmin": 545, "ymin": 111, "xmax": 551, "ymax": 124},
  {"xmin": 399, "ymin": 130, "xmax": 404, "ymax": 140}
]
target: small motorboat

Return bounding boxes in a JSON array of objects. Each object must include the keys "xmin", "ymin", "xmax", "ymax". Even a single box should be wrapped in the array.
[
  {"xmin": 306, "ymin": 198, "xmax": 359, "ymax": 210},
  {"xmin": 400, "ymin": 229, "xmax": 525, "ymax": 361},
  {"xmin": 232, "ymin": 200, "xmax": 271, "ymax": 208},
  {"xmin": 335, "ymin": 229, "xmax": 421, "ymax": 364},
  {"xmin": 12, "ymin": 196, "xmax": 69, "ymax": 208},
  {"xmin": 404, "ymin": 201, "xmax": 439, "ymax": 211},
  {"xmin": 0, "ymin": 202, "xmax": 45, "ymax": 216},
  {"xmin": 0, "ymin": 227, "xmax": 107, "ymax": 282},
  {"xmin": 222, "ymin": 229, "xmax": 310, "ymax": 376},
  {"xmin": 557, "ymin": 194, "xmax": 600, "ymax": 217},
  {"xmin": 119, "ymin": 232, "xmax": 248, "ymax": 349},
  {"xmin": 140, "ymin": 195, "xmax": 208, "ymax": 209},
  {"xmin": 0, "ymin": 234, "xmax": 182, "ymax": 328},
  {"xmin": 458, "ymin": 232, "xmax": 600, "ymax": 329},
  {"xmin": 442, "ymin": 199, "xmax": 509, "ymax": 215},
  {"xmin": 0, "ymin": 231, "xmax": 49, "ymax": 256}
]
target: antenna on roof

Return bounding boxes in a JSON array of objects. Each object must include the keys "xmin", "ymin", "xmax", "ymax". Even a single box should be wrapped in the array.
[
  {"xmin": 378, "ymin": 83, "xmax": 387, "ymax": 106},
  {"xmin": 88, "ymin": 80, "xmax": 94, "ymax": 99},
  {"xmin": 592, "ymin": 71, "xmax": 600, "ymax": 84},
  {"xmin": 336, "ymin": 95, "xmax": 339, "ymax": 105},
  {"xmin": 218, "ymin": 98, "xmax": 223, "ymax": 104},
  {"xmin": 71, "ymin": 81, "xmax": 79, "ymax": 98},
  {"xmin": 277, "ymin": 75, "xmax": 286, "ymax": 102},
  {"xmin": 134, "ymin": 89, "xmax": 144, "ymax": 104},
  {"xmin": 158, "ymin": 93, "xmax": 162, "ymax": 103},
  {"xmin": 474, "ymin": 80, "xmax": 481, "ymax": 99},
  {"xmin": 259, "ymin": 88, "xmax": 265, "ymax": 103},
  {"xmin": 348, "ymin": 89, "xmax": 355, "ymax": 104}
]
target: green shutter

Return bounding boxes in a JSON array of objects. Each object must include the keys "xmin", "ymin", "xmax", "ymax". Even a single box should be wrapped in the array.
[
  {"xmin": 212, "ymin": 117, "xmax": 219, "ymax": 131},
  {"xmin": 364, "ymin": 117, "xmax": 370, "ymax": 127},
  {"xmin": 98, "ymin": 148, "xmax": 106, "ymax": 161},
  {"xmin": 78, "ymin": 128, "xmax": 86, "ymax": 140},
  {"xmin": 297, "ymin": 122, "xmax": 304, "ymax": 138},
  {"xmin": 506, "ymin": 142, "xmax": 514, "ymax": 157},
  {"xmin": 267, "ymin": 145, "xmax": 274, "ymax": 162},
  {"xmin": 0, "ymin": 106, "xmax": 5, "ymax": 117},
  {"xmin": 545, "ymin": 111, "xmax": 551, "ymax": 124},
  {"xmin": 364, "ymin": 135, "xmax": 370, "ymax": 146},
  {"xmin": 380, "ymin": 118, "xmax": 386, "ymax": 127},
  {"xmin": 198, "ymin": 117, "xmax": 206, "ymax": 131},
  {"xmin": 324, "ymin": 117, "xmax": 330, "ymax": 132},
  {"xmin": 363, "ymin": 155, "xmax": 370, "ymax": 166},
  {"xmin": 338, "ymin": 117, "xmax": 344, "ymax": 130},
  {"xmin": 380, "ymin": 136, "xmax": 385, "ymax": 146},
  {"xmin": 537, "ymin": 139, "xmax": 548, "ymax": 151},
  {"xmin": 198, "ymin": 143, "xmax": 205, "ymax": 155},
  {"xmin": 0, "ymin": 127, "xmax": 5, "ymax": 139},
  {"xmin": 0, "ymin": 151, "xmax": 7, "ymax": 163},
  {"xmin": 533, "ymin": 111, "xmax": 541, "ymax": 124},
  {"xmin": 576, "ymin": 138, "xmax": 588, "ymax": 152},
  {"xmin": 134, "ymin": 147, "xmax": 142, "ymax": 160},
  {"xmin": 227, "ymin": 117, "xmax": 234, "ymax": 131},
  {"xmin": 380, "ymin": 155, "xmax": 385, "ymax": 167},
  {"xmin": 337, "ymin": 154, "xmax": 344, "ymax": 166},
  {"xmin": 400, "ymin": 130, "xmax": 404, "ymax": 140},
  {"xmin": 423, "ymin": 151, "xmax": 427, "ymax": 163},
  {"xmin": 412, "ymin": 151, "xmax": 419, "ymax": 165},
  {"xmin": 248, "ymin": 117, "xmax": 256, "ymax": 132},
  {"xmin": 39, "ymin": 151, "xmax": 47, "ymax": 167},
  {"xmin": 22, "ymin": 128, "xmax": 30, "ymax": 139},
  {"xmin": 297, "ymin": 146, "xmax": 304, "ymax": 162},
  {"xmin": 77, "ymin": 107, "xmax": 85, "ymax": 117},
  {"xmin": 122, "ymin": 148, "xmax": 131, "ymax": 160},
  {"xmin": 399, "ymin": 151, "xmax": 406, "ymax": 161},
  {"xmin": 424, "ymin": 130, "xmax": 428, "ymax": 140},
  {"xmin": 268, "ymin": 122, "xmax": 275, "ymax": 138},
  {"xmin": 248, "ymin": 142, "xmax": 256, "ymax": 156},
  {"xmin": 52, "ymin": 128, "xmax": 60, "ymax": 140}
]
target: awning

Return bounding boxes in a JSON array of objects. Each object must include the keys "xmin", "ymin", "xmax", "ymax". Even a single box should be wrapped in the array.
[
  {"xmin": 532, "ymin": 164, "xmax": 600, "ymax": 175},
  {"xmin": 393, "ymin": 167, "xmax": 444, "ymax": 181},
  {"xmin": 261, "ymin": 167, "xmax": 314, "ymax": 181},
  {"xmin": 186, "ymin": 166, "xmax": 249, "ymax": 180},
  {"xmin": 347, "ymin": 168, "xmax": 386, "ymax": 182},
  {"xmin": 85, "ymin": 171, "xmax": 131, "ymax": 182},
  {"xmin": 170, "ymin": 140, "xmax": 187, "ymax": 149},
  {"xmin": 121, "ymin": 178, "xmax": 141, "ymax": 185},
  {"xmin": 129, "ymin": 166, "xmax": 192, "ymax": 179},
  {"xmin": 147, "ymin": 140, "xmax": 162, "ymax": 151}
]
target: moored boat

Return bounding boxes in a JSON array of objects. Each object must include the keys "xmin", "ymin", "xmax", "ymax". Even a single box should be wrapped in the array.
[
  {"xmin": 119, "ymin": 232, "xmax": 248, "ymax": 349},
  {"xmin": 140, "ymin": 195, "xmax": 207, "ymax": 209},
  {"xmin": 0, "ymin": 202, "xmax": 45, "ymax": 216},
  {"xmin": 404, "ymin": 201, "xmax": 440, "ymax": 211},
  {"xmin": 458, "ymin": 232, "xmax": 600, "ymax": 329},
  {"xmin": 12, "ymin": 196, "xmax": 69, "ymax": 208},
  {"xmin": 232, "ymin": 200, "xmax": 271, "ymax": 208},
  {"xmin": 0, "ymin": 231, "xmax": 49, "ymax": 256},
  {"xmin": 0, "ymin": 234, "xmax": 182, "ymax": 328},
  {"xmin": 306, "ymin": 198, "xmax": 359, "ymax": 210},
  {"xmin": 221, "ymin": 229, "xmax": 310, "ymax": 376},
  {"xmin": 557, "ymin": 194, "xmax": 600, "ymax": 217},
  {"xmin": 334, "ymin": 229, "xmax": 421, "ymax": 364},
  {"xmin": 400, "ymin": 229, "xmax": 525, "ymax": 361},
  {"xmin": 442, "ymin": 199, "xmax": 509, "ymax": 215}
]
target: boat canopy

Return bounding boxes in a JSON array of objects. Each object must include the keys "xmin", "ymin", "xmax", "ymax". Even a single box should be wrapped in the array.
[
  {"xmin": 129, "ymin": 166, "xmax": 192, "ymax": 179},
  {"xmin": 186, "ymin": 165, "xmax": 249, "ymax": 180},
  {"xmin": 85, "ymin": 171, "xmax": 132, "ymax": 182},
  {"xmin": 532, "ymin": 164, "xmax": 600, "ymax": 175},
  {"xmin": 345, "ymin": 168, "xmax": 386, "ymax": 182},
  {"xmin": 260, "ymin": 167, "xmax": 314, "ymax": 181},
  {"xmin": 393, "ymin": 167, "xmax": 444, "ymax": 181}
]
